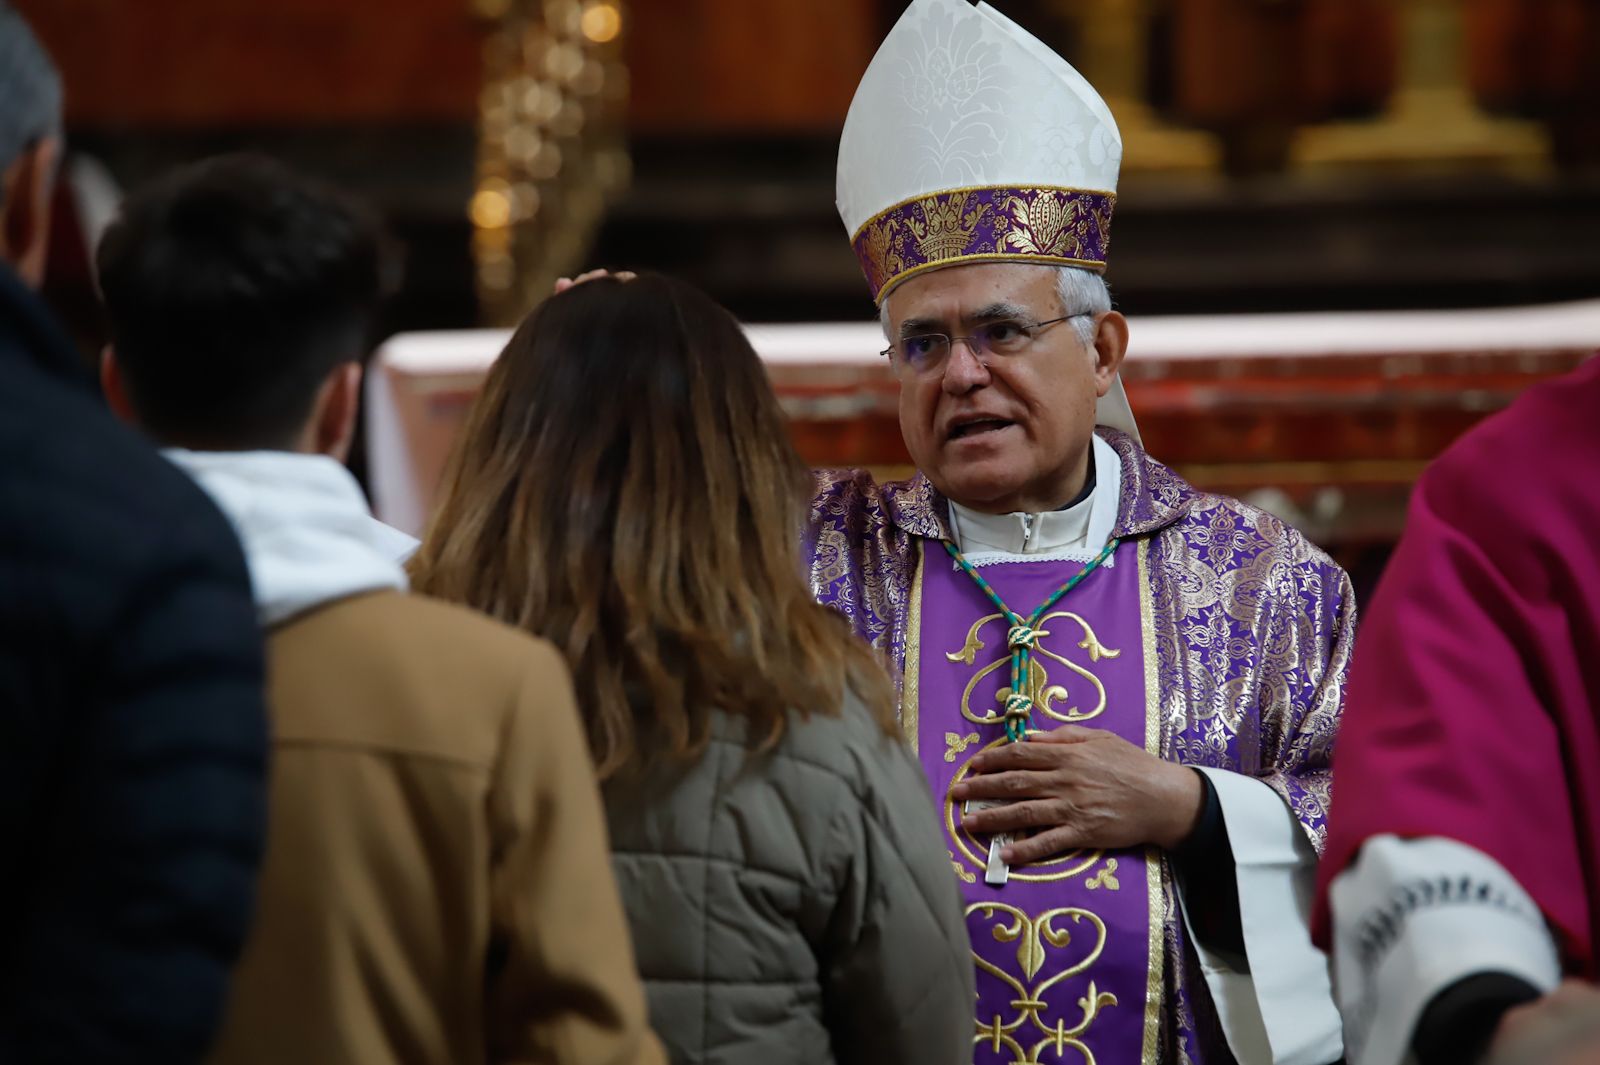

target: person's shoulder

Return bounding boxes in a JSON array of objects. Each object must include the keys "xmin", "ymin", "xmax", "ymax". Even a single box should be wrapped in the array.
[
  {"xmin": 1172, "ymin": 488, "xmax": 1343, "ymax": 577},
  {"xmin": 759, "ymin": 689, "xmax": 910, "ymax": 803},
  {"xmin": 1418, "ymin": 358, "xmax": 1600, "ymax": 528},
  {"xmin": 305, "ymin": 589, "xmax": 560, "ymax": 677},
  {"xmin": 271, "ymin": 591, "xmax": 570, "ymax": 764},
  {"xmin": 811, "ymin": 466, "xmax": 884, "ymax": 508},
  {"xmin": 0, "ymin": 352, "xmax": 246, "ymax": 575}
]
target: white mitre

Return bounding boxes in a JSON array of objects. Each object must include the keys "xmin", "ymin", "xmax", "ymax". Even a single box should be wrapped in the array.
[{"xmin": 837, "ymin": 0, "xmax": 1137, "ymax": 439}]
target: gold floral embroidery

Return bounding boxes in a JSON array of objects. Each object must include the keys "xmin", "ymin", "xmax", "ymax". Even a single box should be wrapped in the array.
[
  {"xmin": 969, "ymin": 903, "xmax": 1119, "ymax": 1064},
  {"xmin": 1086, "ymin": 858, "xmax": 1120, "ymax": 891},
  {"xmin": 1087, "ymin": 197, "xmax": 1114, "ymax": 261},
  {"xmin": 950, "ymin": 850, "xmax": 977, "ymax": 884},
  {"xmin": 859, "ymin": 218, "xmax": 904, "ymax": 296},
  {"xmin": 945, "ymin": 731, "xmax": 980, "ymax": 762},
  {"xmin": 849, "ymin": 184, "xmax": 1116, "ymax": 301},
  {"xmin": 907, "ymin": 192, "xmax": 990, "ymax": 260},
  {"xmin": 1001, "ymin": 191, "xmax": 1086, "ymax": 257}
]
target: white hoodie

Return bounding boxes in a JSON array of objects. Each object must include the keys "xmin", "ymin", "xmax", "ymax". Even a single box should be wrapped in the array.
[{"xmin": 164, "ymin": 449, "xmax": 414, "ymax": 628}]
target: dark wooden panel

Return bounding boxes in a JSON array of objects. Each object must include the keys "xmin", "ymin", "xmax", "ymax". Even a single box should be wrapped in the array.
[
  {"xmin": 13, "ymin": 0, "xmax": 482, "ymax": 126},
  {"xmin": 626, "ymin": 0, "xmax": 877, "ymax": 132},
  {"xmin": 1466, "ymin": 0, "xmax": 1600, "ymax": 165}
]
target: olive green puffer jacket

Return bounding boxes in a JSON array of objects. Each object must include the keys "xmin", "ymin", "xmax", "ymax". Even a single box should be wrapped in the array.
[{"xmin": 602, "ymin": 691, "xmax": 974, "ymax": 1065}]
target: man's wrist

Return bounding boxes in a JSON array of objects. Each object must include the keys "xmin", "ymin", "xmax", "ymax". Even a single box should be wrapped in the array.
[
  {"xmin": 1153, "ymin": 763, "xmax": 1208, "ymax": 850},
  {"xmin": 1417, "ymin": 972, "xmax": 1541, "ymax": 1065}
]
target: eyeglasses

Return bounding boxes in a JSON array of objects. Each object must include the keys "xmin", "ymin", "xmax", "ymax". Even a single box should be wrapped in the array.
[{"xmin": 880, "ymin": 313, "xmax": 1090, "ymax": 376}]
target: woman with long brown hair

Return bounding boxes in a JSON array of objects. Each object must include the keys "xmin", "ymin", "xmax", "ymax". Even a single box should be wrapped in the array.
[{"xmin": 410, "ymin": 274, "xmax": 972, "ymax": 1065}]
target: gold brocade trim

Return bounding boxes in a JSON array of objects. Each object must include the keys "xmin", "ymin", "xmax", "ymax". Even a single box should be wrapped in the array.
[
  {"xmin": 851, "ymin": 184, "xmax": 1116, "ymax": 302},
  {"xmin": 873, "ymin": 253, "xmax": 1108, "ymax": 304},
  {"xmin": 1137, "ymin": 538, "xmax": 1164, "ymax": 1061},
  {"xmin": 902, "ymin": 545, "xmax": 924, "ymax": 754},
  {"xmin": 849, "ymin": 182, "xmax": 1118, "ymax": 244}
]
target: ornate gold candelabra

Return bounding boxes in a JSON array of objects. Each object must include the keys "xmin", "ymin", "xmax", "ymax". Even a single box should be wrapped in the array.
[
  {"xmin": 472, "ymin": 0, "xmax": 630, "ymax": 325},
  {"xmin": 1294, "ymin": 0, "xmax": 1548, "ymax": 170}
]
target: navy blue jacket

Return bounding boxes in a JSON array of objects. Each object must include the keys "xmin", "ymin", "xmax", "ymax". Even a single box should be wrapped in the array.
[{"xmin": 0, "ymin": 262, "xmax": 268, "ymax": 1063}]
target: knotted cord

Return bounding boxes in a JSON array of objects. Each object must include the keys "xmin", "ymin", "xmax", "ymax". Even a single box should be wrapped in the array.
[{"xmin": 942, "ymin": 536, "xmax": 1121, "ymax": 742}]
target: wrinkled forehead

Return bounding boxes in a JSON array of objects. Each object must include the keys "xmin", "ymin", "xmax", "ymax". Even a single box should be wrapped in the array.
[{"xmin": 879, "ymin": 262, "xmax": 1063, "ymax": 333}]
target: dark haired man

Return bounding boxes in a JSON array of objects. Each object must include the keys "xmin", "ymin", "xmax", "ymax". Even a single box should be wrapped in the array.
[
  {"xmin": 0, "ymin": 6, "xmax": 269, "ymax": 1063},
  {"xmin": 98, "ymin": 153, "xmax": 663, "ymax": 1065}
]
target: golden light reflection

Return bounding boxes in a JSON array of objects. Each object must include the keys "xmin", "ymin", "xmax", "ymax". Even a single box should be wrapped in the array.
[
  {"xmin": 580, "ymin": 2, "xmax": 621, "ymax": 44},
  {"xmin": 475, "ymin": 0, "xmax": 628, "ymax": 321},
  {"xmin": 470, "ymin": 187, "xmax": 512, "ymax": 229}
]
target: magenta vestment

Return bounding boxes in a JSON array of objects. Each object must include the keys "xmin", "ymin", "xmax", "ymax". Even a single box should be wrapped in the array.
[{"xmin": 1315, "ymin": 357, "xmax": 1600, "ymax": 977}]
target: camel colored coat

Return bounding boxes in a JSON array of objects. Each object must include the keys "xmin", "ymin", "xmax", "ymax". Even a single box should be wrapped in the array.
[{"xmin": 207, "ymin": 590, "xmax": 663, "ymax": 1065}]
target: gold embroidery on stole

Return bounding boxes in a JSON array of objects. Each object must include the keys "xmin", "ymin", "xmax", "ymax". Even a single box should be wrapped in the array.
[{"xmin": 1138, "ymin": 539, "xmax": 1166, "ymax": 1061}]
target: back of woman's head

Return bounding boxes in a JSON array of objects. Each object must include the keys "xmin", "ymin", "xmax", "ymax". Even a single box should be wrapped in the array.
[{"xmin": 410, "ymin": 274, "xmax": 894, "ymax": 777}]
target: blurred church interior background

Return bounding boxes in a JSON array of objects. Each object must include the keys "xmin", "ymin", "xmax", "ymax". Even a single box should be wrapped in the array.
[{"xmin": 19, "ymin": 0, "xmax": 1600, "ymax": 597}]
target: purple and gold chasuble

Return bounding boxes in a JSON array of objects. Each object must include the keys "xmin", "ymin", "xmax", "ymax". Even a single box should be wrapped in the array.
[
  {"xmin": 915, "ymin": 539, "xmax": 1163, "ymax": 1061},
  {"xmin": 808, "ymin": 430, "xmax": 1354, "ymax": 1064}
]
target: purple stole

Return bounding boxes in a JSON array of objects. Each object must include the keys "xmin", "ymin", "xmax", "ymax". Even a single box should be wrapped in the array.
[{"xmin": 908, "ymin": 537, "xmax": 1165, "ymax": 1063}]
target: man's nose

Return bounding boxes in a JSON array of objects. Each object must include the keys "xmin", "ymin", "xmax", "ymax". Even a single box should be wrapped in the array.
[{"xmin": 941, "ymin": 338, "xmax": 990, "ymax": 395}]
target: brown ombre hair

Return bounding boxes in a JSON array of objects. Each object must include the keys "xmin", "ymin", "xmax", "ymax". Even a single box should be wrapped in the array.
[{"xmin": 409, "ymin": 274, "xmax": 896, "ymax": 778}]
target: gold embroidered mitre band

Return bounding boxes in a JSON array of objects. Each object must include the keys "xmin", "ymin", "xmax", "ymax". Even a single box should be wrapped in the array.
[{"xmin": 851, "ymin": 184, "xmax": 1116, "ymax": 303}]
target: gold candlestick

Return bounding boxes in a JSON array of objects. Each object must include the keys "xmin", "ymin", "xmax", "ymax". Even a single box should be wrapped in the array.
[
  {"xmin": 1294, "ymin": 0, "xmax": 1548, "ymax": 170},
  {"xmin": 1064, "ymin": 0, "xmax": 1222, "ymax": 172}
]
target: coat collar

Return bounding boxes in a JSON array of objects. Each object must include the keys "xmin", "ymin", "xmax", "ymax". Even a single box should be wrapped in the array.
[
  {"xmin": 164, "ymin": 449, "xmax": 413, "ymax": 628},
  {"xmin": 880, "ymin": 427, "xmax": 1201, "ymax": 543},
  {"xmin": 0, "ymin": 259, "xmax": 94, "ymax": 390}
]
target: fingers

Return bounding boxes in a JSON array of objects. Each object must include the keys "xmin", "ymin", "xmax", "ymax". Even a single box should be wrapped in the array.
[
  {"xmin": 552, "ymin": 268, "xmax": 636, "ymax": 294},
  {"xmin": 960, "ymin": 798, "xmax": 1060, "ymax": 834},
  {"xmin": 1001, "ymin": 825, "xmax": 1085, "ymax": 865},
  {"xmin": 950, "ymin": 769, "xmax": 1055, "ymax": 803},
  {"xmin": 967, "ymin": 742, "xmax": 1072, "ymax": 775},
  {"xmin": 965, "ymin": 727, "xmax": 1107, "ymax": 773}
]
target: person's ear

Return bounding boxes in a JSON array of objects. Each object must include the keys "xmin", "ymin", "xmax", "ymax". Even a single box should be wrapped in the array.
[
  {"xmin": 100, "ymin": 345, "xmax": 139, "ymax": 425},
  {"xmin": 0, "ymin": 137, "xmax": 61, "ymax": 289},
  {"xmin": 310, "ymin": 362, "xmax": 363, "ymax": 462},
  {"xmin": 1090, "ymin": 310, "xmax": 1129, "ymax": 398}
]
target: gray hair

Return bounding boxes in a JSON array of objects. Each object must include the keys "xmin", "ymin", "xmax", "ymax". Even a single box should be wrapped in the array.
[
  {"xmin": 0, "ymin": 2, "xmax": 62, "ymax": 178},
  {"xmin": 879, "ymin": 264, "xmax": 1112, "ymax": 350}
]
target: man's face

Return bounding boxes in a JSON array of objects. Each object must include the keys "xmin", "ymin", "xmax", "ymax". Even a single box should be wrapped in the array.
[{"xmin": 882, "ymin": 262, "xmax": 1125, "ymax": 514}]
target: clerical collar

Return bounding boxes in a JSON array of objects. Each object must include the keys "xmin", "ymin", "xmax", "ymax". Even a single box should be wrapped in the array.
[{"xmin": 947, "ymin": 434, "xmax": 1122, "ymax": 559}]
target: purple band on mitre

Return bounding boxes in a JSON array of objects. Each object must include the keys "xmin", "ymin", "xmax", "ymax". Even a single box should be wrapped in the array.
[{"xmin": 851, "ymin": 185, "xmax": 1116, "ymax": 303}]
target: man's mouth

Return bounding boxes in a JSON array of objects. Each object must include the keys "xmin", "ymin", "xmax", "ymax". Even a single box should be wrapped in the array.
[{"xmin": 947, "ymin": 417, "xmax": 1014, "ymax": 441}]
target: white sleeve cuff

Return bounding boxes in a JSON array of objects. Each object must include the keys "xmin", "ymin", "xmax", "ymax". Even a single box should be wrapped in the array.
[
  {"xmin": 1330, "ymin": 834, "xmax": 1561, "ymax": 1065},
  {"xmin": 1177, "ymin": 767, "xmax": 1343, "ymax": 1065}
]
